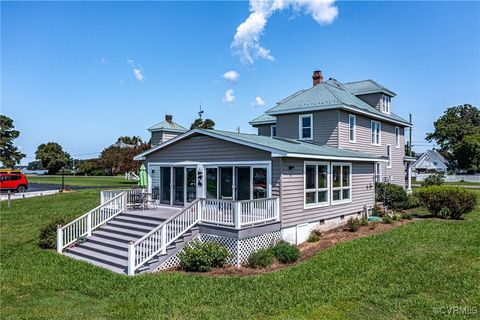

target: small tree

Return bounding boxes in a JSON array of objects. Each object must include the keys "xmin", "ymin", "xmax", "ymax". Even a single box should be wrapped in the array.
[
  {"xmin": 421, "ymin": 173, "xmax": 444, "ymax": 187},
  {"xmin": 190, "ymin": 118, "xmax": 215, "ymax": 130},
  {"xmin": 0, "ymin": 115, "xmax": 25, "ymax": 168},
  {"xmin": 35, "ymin": 142, "xmax": 70, "ymax": 175}
]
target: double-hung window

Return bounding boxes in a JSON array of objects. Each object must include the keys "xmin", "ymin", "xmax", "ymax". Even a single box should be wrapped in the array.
[
  {"xmin": 348, "ymin": 114, "xmax": 356, "ymax": 142},
  {"xmin": 387, "ymin": 145, "xmax": 392, "ymax": 168},
  {"xmin": 381, "ymin": 95, "xmax": 391, "ymax": 114},
  {"xmin": 305, "ymin": 162, "xmax": 329, "ymax": 207},
  {"xmin": 374, "ymin": 162, "xmax": 381, "ymax": 183},
  {"xmin": 371, "ymin": 121, "xmax": 381, "ymax": 145},
  {"xmin": 332, "ymin": 164, "xmax": 352, "ymax": 203},
  {"xmin": 395, "ymin": 126, "xmax": 400, "ymax": 148},
  {"xmin": 299, "ymin": 114, "xmax": 313, "ymax": 140},
  {"xmin": 271, "ymin": 125, "xmax": 277, "ymax": 137}
]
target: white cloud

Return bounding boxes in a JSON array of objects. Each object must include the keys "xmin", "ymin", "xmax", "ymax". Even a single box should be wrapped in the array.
[
  {"xmin": 126, "ymin": 59, "xmax": 145, "ymax": 81},
  {"xmin": 223, "ymin": 70, "xmax": 240, "ymax": 83},
  {"xmin": 223, "ymin": 89, "xmax": 236, "ymax": 104},
  {"xmin": 251, "ymin": 96, "xmax": 266, "ymax": 107},
  {"xmin": 231, "ymin": 0, "xmax": 338, "ymax": 64}
]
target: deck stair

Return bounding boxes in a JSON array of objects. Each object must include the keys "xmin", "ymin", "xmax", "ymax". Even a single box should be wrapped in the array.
[{"xmin": 65, "ymin": 211, "xmax": 198, "ymax": 274}]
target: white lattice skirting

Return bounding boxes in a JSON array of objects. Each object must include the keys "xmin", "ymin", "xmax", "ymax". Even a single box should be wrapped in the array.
[{"xmin": 156, "ymin": 231, "xmax": 282, "ymax": 271}]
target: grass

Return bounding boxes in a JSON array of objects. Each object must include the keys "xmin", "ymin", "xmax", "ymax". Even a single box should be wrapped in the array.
[
  {"xmin": 1, "ymin": 190, "xmax": 479, "ymax": 319},
  {"xmin": 26, "ymin": 175, "xmax": 137, "ymax": 187},
  {"xmin": 412, "ymin": 177, "xmax": 480, "ymax": 186}
]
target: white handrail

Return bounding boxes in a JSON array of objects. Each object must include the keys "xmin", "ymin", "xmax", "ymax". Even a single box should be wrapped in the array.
[
  {"xmin": 100, "ymin": 188, "xmax": 145, "ymax": 206},
  {"xmin": 57, "ymin": 192, "xmax": 127, "ymax": 252},
  {"xmin": 128, "ymin": 199, "xmax": 201, "ymax": 275}
]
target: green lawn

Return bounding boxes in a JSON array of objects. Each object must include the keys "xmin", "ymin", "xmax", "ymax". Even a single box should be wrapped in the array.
[
  {"xmin": 26, "ymin": 175, "xmax": 137, "ymax": 187},
  {"xmin": 412, "ymin": 177, "xmax": 480, "ymax": 186},
  {"xmin": 1, "ymin": 190, "xmax": 479, "ymax": 319}
]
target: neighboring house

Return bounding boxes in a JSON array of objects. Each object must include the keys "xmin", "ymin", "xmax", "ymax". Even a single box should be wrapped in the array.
[
  {"xmin": 148, "ymin": 114, "xmax": 187, "ymax": 146},
  {"xmin": 57, "ymin": 70, "xmax": 412, "ymax": 275},
  {"xmin": 411, "ymin": 149, "xmax": 449, "ymax": 173}
]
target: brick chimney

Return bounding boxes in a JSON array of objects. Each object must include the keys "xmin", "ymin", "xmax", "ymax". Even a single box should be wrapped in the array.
[
  {"xmin": 165, "ymin": 114, "xmax": 173, "ymax": 123},
  {"xmin": 312, "ymin": 70, "xmax": 323, "ymax": 86}
]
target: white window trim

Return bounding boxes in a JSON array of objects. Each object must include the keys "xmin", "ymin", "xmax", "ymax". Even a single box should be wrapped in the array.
[
  {"xmin": 381, "ymin": 95, "xmax": 391, "ymax": 114},
  {"xmin": 348, "ymin": 114, "xmax": 356, "ymax": 143},
  {"xmin": 304, "ymin": 161, "xmax": 330, "ymax": 209},
  {"xmin": 374, "ymin": 162, "xmax": 382, "ymax": 183},
  {"xmin": 331, "ymin": 163, "xmax": 353, "ymax": 205},
  {"xmin": 395, "ymin": 126, "xmax": 400, "ymax": 148},
  {"xmin": 371, "ymin": 120, "xmax": 381, "ymax": 146},
  {"xmin": 271, "ymin": 125, "xmax": 277, "ymax": 137},
  {"xmin": 387, "ymin": 144, "xmax": 392, "ymax": 169},
  {"xmin": 299, "ymin": 114, "xmax": 313, "ymax": 140}
]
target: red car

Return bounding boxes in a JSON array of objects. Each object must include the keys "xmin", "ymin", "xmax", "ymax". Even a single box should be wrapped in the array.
[{"xmin": 0, "ymin": 172, "xmax": 29, "ymax": 192}]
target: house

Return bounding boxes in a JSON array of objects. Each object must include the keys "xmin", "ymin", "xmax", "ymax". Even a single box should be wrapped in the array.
[
  {"xmin": 148, "ymin": 114, "xmax": 187, "ymax": 146},
  {"xmin": 57, "ymin": 70, "xmax": 412, "ymax": 275},
  {"xmin": 411, "ymin": 149, "xmax": 449, "ymax": 173}
]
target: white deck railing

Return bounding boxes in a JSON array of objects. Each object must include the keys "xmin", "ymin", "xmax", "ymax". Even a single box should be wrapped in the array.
[
  {"xmin": 57, "ymin": 192, "xmax": 127, "ymax": 252},
  {"xmin": 100, "ymin": 189, "xmax": 146, "ymax": 207},
  {"xmin": 128, "ymin": 199, "xmax": 201, "ymax": 275},
  {"xmin": 127, "ymin": 197, "xmax": 280, "ymax": 275}
]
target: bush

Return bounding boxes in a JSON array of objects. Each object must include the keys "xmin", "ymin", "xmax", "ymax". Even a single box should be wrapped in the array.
[
  {"xmin": 382, "ymin": 215, "xmax": 393, "ymax": 224},
  {"xmin": 421, "ymin": 173, "xmax": 444, "ymax": 187},
  {"xmin": 371, "ymin": 204, "xmax": 383, "ymax": 216},
  {"xmin": 376, "ymin": 182, "xmax": 419, "ymax": 210},
  {"xmin": 360, "ymin": 217, "xmax": 369, "ymax": 226},
  {"xmin": 416, "ymin": 186, "xmax": 477, "ymax": 219},
  {"xmin": 271, "ymin": 241, "xmax": 300, "ymax": 264},
  {"xmin": 307, "ymin": 231, "xmax": 321, "ymax": 243},
  {"xmin": 248, "ymin": 249, "xmax": 274, "ymax": 268},
  {"xmin": 346, "ymin": 217, "xmax": 361, "ymax": 232},
  {"xmin": 401, "ymin": 213, "xmax": 414, "ymax": 220},
  {"xmin": 179, "ymin": 241, "xmax": 230, "ymax": 272},
  {"xmin": 39, "ymin": 217, "xmax": 70, "ymax": 249}
]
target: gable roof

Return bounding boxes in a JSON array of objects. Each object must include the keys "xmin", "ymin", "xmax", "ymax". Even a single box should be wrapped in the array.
[
  {"xmin": 343, "ymin": 79, "xmax": 396, "ymax": 97},
  {"xmin": 427, "ymin": 149, "xmax": 449, "ymax": 165},
  {"xmin": 249, "ymin": 113, "xmax": 276, "ymax": 126},
  {"xmin": 148, "ymin": 120, "xmax": 187, "ymax": 133},
  {"xmin": 265, "ymin": 79, "xmax": 410, "ymax": 127},
  {"xmin": 134, "ymin": 129, "xmax": 388, "ymax": 162},
  {"xmin": 411, "ymin": 149, "xmax": 449, "ymax": 170}
]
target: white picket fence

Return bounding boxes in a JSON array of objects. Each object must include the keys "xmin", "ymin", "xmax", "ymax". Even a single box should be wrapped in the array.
[
  {"xmin": 57, "ymin": 192, "xmax": 127, "ymax": 252},
  {"xmin": 415, "ymin": 173, "xmax": 480, "ymax": 183}
]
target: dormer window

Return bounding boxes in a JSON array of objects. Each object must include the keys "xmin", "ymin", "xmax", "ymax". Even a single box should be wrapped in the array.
[
  {"xmin": 381, "ymin": 95, "xmax": 391, "ymax": 114},
  {"xmin": 299, "ymin": 114, "xmax": 313, "ymax": 140},
  {"xmin": 271, "ymin": 125, "xmax": 277, "ymax": 137}
]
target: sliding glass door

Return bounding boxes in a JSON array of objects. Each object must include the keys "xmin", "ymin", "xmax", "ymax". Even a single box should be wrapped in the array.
[
  {"xmin": 160, "ymin": 167, "xmax": 171, "ymax": 205},
  {"xmin": 173, "ymin": 167, "xmax": 185, "ymax": 206},
  {"xmin": 186, "ymin": 167, "xmax": 197, "ymax": 203},
  {"xmin": 219, "ymin": 167, "xmax": 233, "ymax": 200},
  {"xmin": 236, "ymin": 167, "xmax": 251, "ymax": 200}
]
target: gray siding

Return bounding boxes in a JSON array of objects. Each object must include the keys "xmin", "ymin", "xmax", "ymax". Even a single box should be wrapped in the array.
[
  {"xmin": 356, "ymin": 93, "xmax": 381, "ymax": 111},
  {"xmin": 150, "ymin": 131, "xmax": 182, "ymax": 146},
  {"xmin": 145, "ymin": 134, "xmax": 271, "ymax": 163},
  {"xmin": 280, "ymin": 159, "xmax": 375, "ymax": 228},
  {"xmin": 338, "ymin": 110, "xmax": 405, "ymax": 186},
  {"xmin": 255, "ymin": 125, "xmax": 273, "ymax": 137},
  {"xmin": 276, "ymin": 110, "xmax": 338, "ymax": 147}
]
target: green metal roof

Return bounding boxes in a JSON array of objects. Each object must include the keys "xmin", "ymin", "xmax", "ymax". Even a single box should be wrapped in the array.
[
  {"xmin": 148, "ymin": 120, "xmax": 187, "ymax": 133},
  {"xmin": 249, "ymin": 113, "xmax": 276, "ymax": 125},
  {"xmin": 265, "ymin": 79, "xmax": 410, "ymax": 126},
  {"xmin": 343, "ymin": 79, "xmax": 396, "ymax": 96},
  {"xmin": 198, "ymin": 129, "xmax": 385, "ymax": 161}
]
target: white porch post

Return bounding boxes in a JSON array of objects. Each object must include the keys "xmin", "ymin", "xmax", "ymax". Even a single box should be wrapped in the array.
[
  {"xmin": 86, "ymin": 212, "xmax": 92, "ymax": 237},
  {"xmin": 127, "ymin": 241, "xmax": 135, "ymax": 276},
  {"xmin": 407, "ymin": 163, "xmax": 412, "ymax": 193},
  {"xmin": 234, "ymin": 202, "xmax": 241, "ymax": 229},
  {"xmin": 56, "ymin": 225, "xmax": 63, "ymax": 253}
]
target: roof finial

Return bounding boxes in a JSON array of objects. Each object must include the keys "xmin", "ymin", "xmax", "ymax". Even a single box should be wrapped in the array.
[{"xmin": 198, "ymin": 102, "xmax": 204, "ymax": 119}]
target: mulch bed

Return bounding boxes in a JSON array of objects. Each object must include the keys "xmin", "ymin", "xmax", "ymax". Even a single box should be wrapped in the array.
[{"xmin": 164, "ymin": 219, "xmax": 415, "ymax": 277}]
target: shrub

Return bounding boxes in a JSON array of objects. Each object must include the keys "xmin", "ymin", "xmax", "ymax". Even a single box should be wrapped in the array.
[
  {"xmin": 39, "ymin": 217, "xmax": 70, "ymax": 249},
  {"xmin": 376, "ymin": 182, "xmax": 408, "ymax": 210},
  {"xmin": 307, "ymin": 231, "xmax": 321, "ymax": 243},
  {"xmin": 360, "ymin": 217, "xmax": 369, "ymax": 226},
  {"xmin": 420, "ymin": 173, "xmax": 444, "ymax": 187},
  {"xmin": 179, "ymin": 241, "xmax": 230, "ymax": 272},
  {"xmin": 271, "ymin": 241, "xmax": 300, "ymax": 264},
  {"xmin": 401, "ymin": 213, "xmax": 414, "ymax": 220},
  {"xmin": 416, "ymin": 186, "xmax": 477, "ymax": 219},
  {"xmin": 371, "ymin": 204, "xmax": 383, "ymax": 216},
  {"xmin": 392, "ymin": 214, "xmax": 401, "ymax": 221},
  {"xmin": 248, "ymin": 249, "xmax": 274, "ymax": 268},
  {"xmin": 346, "ymin": 217, "xmax": 361, "ymax": 232},
  {"xmin": 382, "ymin": 215, "xmax": 393, "ymax": 224}
]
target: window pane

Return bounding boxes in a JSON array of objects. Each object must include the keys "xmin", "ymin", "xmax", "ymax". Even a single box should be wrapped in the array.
[
  {"xmin": 305, "ymin": 165, "xmax": 315, "ymax": 189},
  {"xmin": 333, "ymin": 190, "xmax": 341, "ymax": 201},
  {"xmin": 253, "ymin": 167, "xmax": 267, "ymax": 199},
  {"xmin": 206, "ymin": 168, "xmax": 217, "ymax": 199},
  {"xmin": 332, "ymin": 166, "xmax": 341, "ymax": 188},
  {"xmin": 318, "ymin": 165, "xmax": 327, "ymax": 188},
  {"xmin": 342, "ymin": 189, "xmax": 350, "ymax": 200},
  {"xmin": 302, "ymin": 116, "xmax": 311, "ymax": 127},
  {"xmin": 302, "ymin": 128, "xmax": 311, "ymax": 139},
  {"xmin": 342, "ymin": 166, "xmax": 350, "ymax": 187},
  {"xmin": 236, "ymin": 167, "xmax": 251, "ymax": 201},
  {"xmin": 306, "ymin": 192, "xmax": 316, "ymax": 204},
  {"xmin": 186, "ymin": 168, "xmax": 197, "ymax": 202},
  {"xmin": 317, "ymin": 191, "xmax": 328, "ymax": 203},
  {"xmin": 220, "ymin": 167, "xmax": 233, "ymax": 199}
]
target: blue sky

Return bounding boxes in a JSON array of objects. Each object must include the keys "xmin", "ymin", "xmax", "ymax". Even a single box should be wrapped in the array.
[{"xmin": 2, "ymin": 1, "xmax": 479, "ymax": 165}]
